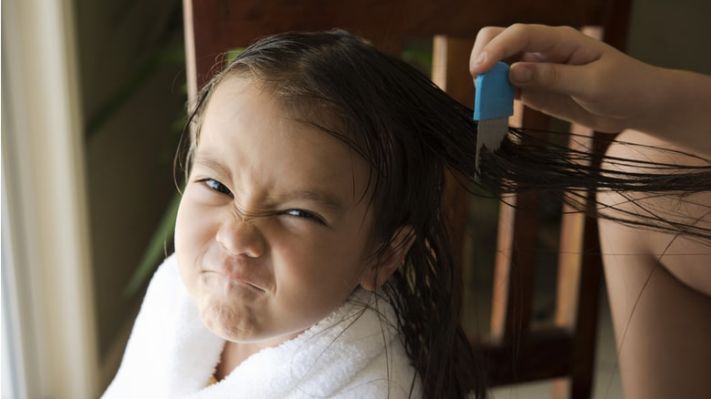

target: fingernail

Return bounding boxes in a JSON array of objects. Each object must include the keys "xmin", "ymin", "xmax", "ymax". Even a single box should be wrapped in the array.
[
  {"xmin": 511, "ymin": 66, "xmax": 532, "ymax": 83},
  {"xmin": 473, "ymin": 52, "xmax": 487, "ymax": 67}
]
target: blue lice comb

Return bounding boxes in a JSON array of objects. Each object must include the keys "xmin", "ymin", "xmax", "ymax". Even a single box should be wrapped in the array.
[{"xmin": 473, "ymin": 61, "xmax": 515, "ymax": 174}]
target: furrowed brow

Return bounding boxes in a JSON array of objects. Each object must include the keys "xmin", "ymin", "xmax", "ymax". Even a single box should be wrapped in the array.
[
  {"xmin": 193, "ymin": 153, "xmax": 232, "ymax": 179},
  {"xmin": 194, "ymin": 152, "xmax": 345, "ymax": 212},
  {"xmin": 284, "ymin": 190, "xmax": 345, "ymax": 212}
]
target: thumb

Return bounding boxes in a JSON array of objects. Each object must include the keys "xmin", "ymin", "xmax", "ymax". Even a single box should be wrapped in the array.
[{"xmin": 509, "ymin": 62, "xmax": 591, "ymax": 98}]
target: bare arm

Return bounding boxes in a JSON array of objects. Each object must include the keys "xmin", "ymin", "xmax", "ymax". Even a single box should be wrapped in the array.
[
  {"xmin": 469, "ymin": 24, "xmax": 711, "ymax": 155},
  {"xmin": 647, "ymin": 68, "xmax": 711, "ymax": 154}
]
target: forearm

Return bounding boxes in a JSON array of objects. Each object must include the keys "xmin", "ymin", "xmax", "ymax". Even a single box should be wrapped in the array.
[{"xmin": 639, "ymin": 68, "xmax": 711, "ymax": 155}]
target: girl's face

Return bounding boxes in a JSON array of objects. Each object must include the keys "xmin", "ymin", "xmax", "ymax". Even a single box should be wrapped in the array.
[{"xmin": 175, "ymin": 76, "xmax": 377, "ymax": 344}]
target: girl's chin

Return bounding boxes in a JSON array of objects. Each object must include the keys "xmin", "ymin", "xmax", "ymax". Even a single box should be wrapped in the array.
[
  {"xmin": 197, "ymin": 297, "xmax": 260, "ymax": 341},
  {"xmin": 195, "ymin": 297, "xmax": 306, "ymax": 346}
]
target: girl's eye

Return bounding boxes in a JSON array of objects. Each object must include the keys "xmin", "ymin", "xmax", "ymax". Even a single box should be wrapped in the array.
[
  {"xmin": 199, "ymin": 178, "xmax": 233, "ymax": 197},
  {"xmin": 284, "ymin": 209, "xmax": 325, "ymax": 225}
]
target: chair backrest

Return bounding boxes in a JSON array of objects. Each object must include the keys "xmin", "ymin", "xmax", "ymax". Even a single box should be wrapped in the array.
[
  {"xmin": 183, "ymin": 1, "xmax": 632, "ymax": 397},
  {"xmin": 184, "ymin": 0, "xmax": 626, "ymax": 99}
]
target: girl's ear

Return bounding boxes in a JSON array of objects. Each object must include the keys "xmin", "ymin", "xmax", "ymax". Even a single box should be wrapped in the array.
[{"xmin": 360, "ymin": 225, "xmax": 415, "ymax": 291}]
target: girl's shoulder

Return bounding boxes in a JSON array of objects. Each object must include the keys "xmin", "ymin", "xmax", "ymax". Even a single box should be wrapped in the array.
[
  {"xmin": 330, "ymin": 330, "xmax": 421, "ymax": 399},
  {"xmin": 335, "ymin": 292, "xmax": 421, "ymax": 398},
  {"xmin": 599, "ymin": 129, "xmax": 711, "ymax": 296}
]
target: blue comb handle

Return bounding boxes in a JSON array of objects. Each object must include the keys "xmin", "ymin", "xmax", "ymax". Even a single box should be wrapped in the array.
[{"xmin": 473, "ymin": 62, "xmax": 514, "ymax": 121}]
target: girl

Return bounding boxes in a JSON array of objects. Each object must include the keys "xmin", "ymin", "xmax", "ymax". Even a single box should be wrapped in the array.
[
  {"xmin": 104, "ymin": 28, "xmax": 710, "ymax": 399},
  {"xmin": 103, "ymin": 30, "xmax": 484, "ymax": 399}
]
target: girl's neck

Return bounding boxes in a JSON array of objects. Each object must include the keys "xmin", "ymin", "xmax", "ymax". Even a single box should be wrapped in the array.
[
  {"xmin": 214, "ymin": 332, "xmax": 301, "ymax": 381},
  {"xmin": 214, "ymin": 341, "xmax": 257, "ymax": 381}
]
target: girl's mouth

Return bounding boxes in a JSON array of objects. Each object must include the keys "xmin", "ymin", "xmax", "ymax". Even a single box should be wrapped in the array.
[{"xmin": 201, "ymin": 269, "xmax": 266, "ymax": 293}]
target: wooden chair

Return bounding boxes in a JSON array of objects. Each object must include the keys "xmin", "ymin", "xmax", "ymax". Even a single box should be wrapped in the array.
[{"xmin": 182, "ymin": 1, "xmax": 632, "ymax": 397}]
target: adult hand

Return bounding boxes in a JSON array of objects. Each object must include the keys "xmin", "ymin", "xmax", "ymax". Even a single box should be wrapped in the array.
[{"xmin": 469, "ymin": 24, "xmax": 664, "ymax": 134}]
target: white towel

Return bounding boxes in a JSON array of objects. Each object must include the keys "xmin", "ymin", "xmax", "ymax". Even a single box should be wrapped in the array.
[{"xmin": 102, "ymin": 254, "xmax": 420, "ymax": 398}]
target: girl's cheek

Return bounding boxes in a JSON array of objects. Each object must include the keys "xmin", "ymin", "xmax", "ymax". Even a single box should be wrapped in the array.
[
  {"xmin": 179, "ymin": 185, "xmax": 226, "ymax": 227},
  {"xmin": 174, "ymin": 196, "xmax": 191, "ymax": 255},
  {"xmin": 266, "ymin": 218, "xmax": 337, "ymax": 257},
  {"xmin": 175, "ymin": 196, "xmax": 198, "ymax": 290},
  {"xmin": 175, "ymin": 193, "xmax": 219, "ymax": 268},
  {"xmin": 270, "ymin": 222, "xmax": 356, "ymax": 272},
  {"xmin": 175, "ymin": 195, "xmax": 198, "ymax": 251}
]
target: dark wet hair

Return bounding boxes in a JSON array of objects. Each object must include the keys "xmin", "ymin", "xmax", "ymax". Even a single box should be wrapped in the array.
[{"xmin": 176, "ymin": 30, "xmax": 711, "ymax": 399}]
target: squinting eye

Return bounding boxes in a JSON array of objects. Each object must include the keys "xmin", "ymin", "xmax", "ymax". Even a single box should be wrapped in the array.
[
  {"xmin": 199, "ymin": 178, "xmax": 233, "ymax": 197},
  {"xmin": 285, "ymin": 209, "xmax": 325, "ymax": 224}
]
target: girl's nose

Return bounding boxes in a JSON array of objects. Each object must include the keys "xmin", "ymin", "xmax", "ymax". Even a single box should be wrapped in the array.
[{"xmin": 215, "ymin": 215, "xmax": 266, "ymax": 258}]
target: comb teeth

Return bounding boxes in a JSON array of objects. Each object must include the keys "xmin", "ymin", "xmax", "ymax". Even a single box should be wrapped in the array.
[{"xmin": 475, "ymin": 118, "xmax": 509, "ymax": 172}]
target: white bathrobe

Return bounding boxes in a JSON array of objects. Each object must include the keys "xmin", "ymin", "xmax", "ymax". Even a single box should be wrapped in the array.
[{"xmin": 102, "ymin": 254, "xmax": 420, "ymax": 399}]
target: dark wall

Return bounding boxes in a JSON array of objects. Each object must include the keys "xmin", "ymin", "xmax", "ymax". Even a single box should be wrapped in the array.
[{"xmin": 74, "ymin": 0, "xmax": 185, "ymax": 379}]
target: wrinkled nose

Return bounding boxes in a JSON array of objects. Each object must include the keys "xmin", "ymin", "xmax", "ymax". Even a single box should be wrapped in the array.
[{"xmin": 215, "ymin": 213, "xmax": 266, "ymax": 258}]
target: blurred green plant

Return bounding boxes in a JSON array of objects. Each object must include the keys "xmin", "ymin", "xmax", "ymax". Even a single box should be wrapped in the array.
[
  {"xmin": 401, "ymin": 38, "xmax": 433, "ymax": 76},
  {"xmin": 225, "ymin": 48, "xmax": 246, "ymax": 65},
  {"xmin": 84, "ymin": 1, "xmax": 185, "ymax": 298},
  {"xmin": 124, "ymin": 193, "xmax": 181, "ymax": 296},
  {"xmin": 86, "ymin": 45, "xmax": 186, "ymax": 140}
]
